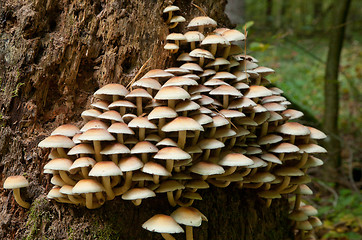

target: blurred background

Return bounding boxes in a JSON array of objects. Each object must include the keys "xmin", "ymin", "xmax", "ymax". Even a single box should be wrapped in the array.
[{"xmin": 225, "ymin": 0, "xmax": 361, "ymax": 239}]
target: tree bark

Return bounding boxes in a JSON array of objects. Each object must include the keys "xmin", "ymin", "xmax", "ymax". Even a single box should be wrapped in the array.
[
  {"xmin": 323, "ymin": 0, "xmax": 351, "ymax": 179},
  {"xmin": 0, "ymin": 0, "xmax": 293, "ymax": 239}
]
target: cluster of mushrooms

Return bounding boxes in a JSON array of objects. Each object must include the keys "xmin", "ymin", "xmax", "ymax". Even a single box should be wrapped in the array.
[{"xmin": 3, "ymin": 5, "xmax": 326, "ymax": 240}]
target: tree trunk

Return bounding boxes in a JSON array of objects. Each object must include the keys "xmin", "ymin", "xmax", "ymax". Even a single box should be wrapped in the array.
[
  {"xmin": 323, "ymin": 0, "xmax": 351, "ymax": 179},
  {"xmin": 0, "ymin": 0, "xmax": 293, "ymax": 239},
  {"xmin": 265, "ymin": 0, "xmax": 273, "ymax": 27}
]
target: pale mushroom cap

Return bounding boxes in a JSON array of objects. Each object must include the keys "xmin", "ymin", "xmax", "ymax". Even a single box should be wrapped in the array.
[
  {"xmin": 164, "ymin": 43, "xmax": 179, "ymax": 50},
  {"xmin": 209, "ymin": 85, "xmax": 242, "ymax": 97},
  {"xmin": 156, "ymin": 180, "xmax": 185, "ymax": 192},
  {"xmin": 47, "ymin": 187, "xmax": 65, "ymax": 199},
  {"xmin": 184, "ymin": 31, "xmax": 205, "ymax": 42},
  {"xmin": 51, "ymin": 124, "xmax": 80, "ymax": 137},
  {"xmin": 246, "ymin": 172, "xmax": 276, "ymax": 183},
  {"xmin": 81, "ymin": 109, "xmax": 102, "ymax": 120},
  {"xmin": 68, "ymin": 144, "xmax": 95, "ymax": 155},
  {"xmin": 228, "ymin": 97, "xmax": 257, "ymax": 109},
  {"xmin": 51, "ymin": 175, "xmax": 66, "ymax": 186},
  {"xmin": 122, "ymin": 187, "xmax": 156, "ymax": 200},
  {"xmin": 219, "ymin": 109, "xmax": 245, "ymax": 118},
  {"xmin": 307, "ymin": 127, "xmax": 327, "ymax": 139},
  {"xmin": 269, "ymin": 143, "xmax": 300, "ymax": 153},
  {"xmin": 142, "ymin": 69, "xmax": 174, "ymax": 79},
  {"xmin": 101, "ymin": 143, "xmax": 131, "ymax": 155},
  {"xmin": 38, "ymin": 135, "xmax": 75, "ymax": 148},
  {"xmin": 142, "ymin": 214, "xmax": 184, "ymax": 234},
  {"xmin": 91, "ymin": 100, "xmax": 109, "ymax": 111},
  {"xmin": 198, "ymin": 139, "xmax": 225, "ymax": 150},
  {"xmin": 154, "ymin": 147, "xmax": 191, "ymax": 160},
  {"xmin": 189, "ymin": 48, "xmax": 215, "ymax": 59},
  {"xmin": 69, "ymin": 157, "xmax": 96, "ymax": 171},
  {"xmin": 118, "ymin": 156, "xmax": 143, "ymax": 172},
  {"xmin": 176, "ymin": 100, "xmax": 200, "ymax": 112},
  {"xmin": 60, "ymin": 185, "xmax": 74, "ymax": 195},
  {"xmin": 126, "ymin": 88, "xmax": 152, "ymax": 100},
  {"xmin": 72, "ymin": 179, "xmax": 105, "ymax": 194},
  {"xmin": 108, "ymin": 100, "xmax": 136, "ymax": 109},
  {"xmin": 108, "ymin": 122, "xmax": 134, "ymax": 134},
  {"xmin": 171, "ymin": 207, "xmax": 204, "ymax": 227},
  {"xmin": 163, "ymin": 76, "xmax": 198, "ymax": 88},
  {"xmin": 98, "ymin": 110, "xmax": 123, "ymax": 122},
  {"xmin": 156, "ymin": 138, "xmax": 178, "ymax": 147},
  {"xmin": 44, "ymin": 158, "xmax": 73, "ymax": 171},
  {"xmin": 206, "ymin": 115, "xmax": 229, "ymax": 128},
  {"xmin": 274, "ymin": 167, "xmax": 304, "ymax": 176},
  {"xmin": 94, "ymin": 84, "xmax": 129, "ymax": 98},
  {"xmin": 185, "ymin": 180, "xmax": 209, "ymax": 189},
  {"xmin": 192, "ymin": 114, "xmax": 213, "ymax": 125},
  {"xmin": 206, "ymin": 58, "xmax": 231, "ymax": 67},
  {"xmin": 78, "ymin": 128, "xmax": 116, "ymax": 141},
  {"xmin": 219, "ymin": 153, "xmax": 254, "ymax": 167},
  {"xmin": 170, "ymin": 15, "xmax": 186, "ymax": 23},
  {"xmin": 166, "ymin": 33, "xmax": 186, "ymax": 41},
  {"xmin": 221, "ymin": 29, "xmax": 245, "ymax": 42},
  {"xmin": 189, "ymin": 162, "xmax": 225, "ymax": 175},
  {"xmin": 148, "ymin": 106, "xmax": 177, "ymax": 120},
  {"xmin": 276, "ymin": 122, "xmax": 311, "ymax": 136},
  {"xmin": 258, "ymin": 134, "xmax": 283, "ymax": 145},
  {"xmin": 298, "ymin": 144, "xmax": 327, "ymax": 154},
  {"xmin": 89, "ymin": 161, "xmax": 123, "ymax": 177},
  {"xmin": 187, "ymin": 16, "xmax": 217, "ymax": 28},
  {"xmin": 128, "ymin": 117, "xmax": 157, "ymax": 129},
  {"xmin": 201, "ymin": 34, "xmax": 230, "ymax": 46},
  {"xmin": 165, "ymin": 67, "xmax": 190, "ymax": 75},
  {"xmin": 154, "ymin": 86, "xmax": 191, "ymax": 100},
  {"xmin": 162, "ymin": 117, "xmax": 204, "ymax": 132},
  {"xmin": 244, "ymin": 85, "xmax": 273, "ymax": 98},
  {"xmin": 131, "ymin": 141, "xmax": 158, "ymax": 154},
  {"xmin": 142, "ymin": 162, "xmax": 171, "ymax": 176},
  {"xmin": 163, "ymin": 5, "xmax": 180, "ymax": 13},
  {"xmin": 177, "ymin": 52, "xmax": 198, "ymax": 62},
  {"xmin": 263, "ymin": 102, "xmax": 286, "ymax": 112},
  {"xmin": 132, "ymin": 78, "xmax": 162, "ymax": 90},
  {"xmin": 180, "ymin": 63, "xmax": 204, "ymax": 72},
  {"xmin": 80, "ymin": 120, "xmax": 109, "ymax": 132},
  {"xmin": 3, "ymin": 175, "xmax": 29, "ymax": 189}
]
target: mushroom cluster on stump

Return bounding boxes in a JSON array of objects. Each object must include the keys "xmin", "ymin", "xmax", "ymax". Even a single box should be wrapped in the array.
[{"xmin": 29, "ymin": 5, "xmax": 327, "ymax": 240}]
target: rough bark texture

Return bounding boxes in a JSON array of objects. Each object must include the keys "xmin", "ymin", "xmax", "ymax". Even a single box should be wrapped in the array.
[
  {"xmin": 323, "ymin": 0, "xmax": 351, "ymax": 178},
  {"xmin": 0, "ymin": 0, "xmax": 293, "ymax": 239}
]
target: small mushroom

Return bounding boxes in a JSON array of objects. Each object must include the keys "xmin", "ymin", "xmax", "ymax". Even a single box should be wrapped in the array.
[{"xmin": 3, "ymin": 176, "xmax": 30, "ymax": 209}]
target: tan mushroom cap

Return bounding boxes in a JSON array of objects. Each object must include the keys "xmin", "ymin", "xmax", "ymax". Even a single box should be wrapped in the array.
[
  {"xmin": 142, "ymin": 162, "xmax": 171, "ymax": 176},
  {"xmin": 189, "ymin": 162, "xmax": 225, "ymax": 176},
  {"xmin": 142, "ymin": 214, "xmax": 184, "ymax": 234},
  {"xmin": 108, "ymin": 122, "xmax": 135, "ymax": 134},
  {"xmin": 166, "ymin": 33, "xmax": 186, "ymax": 41},
  {"xmin": 80, "ymin": 120, "xmax": 109, "ymax": 132},
  {"xmin": 142, "ymin": 69, "xmax": 174, "ymax": 79},
  {"xmin": 47, "ymin": 187, "xmax": 65, "ymax": 199},
  {"xmin": 276, "ymin": 122, "xmax": 311, "ymax": 136},
  {"xmin": 184, "ymin": 31, "xmax": 205, "ymax": 42},
  {"xmin": 218, "ymin": 153, "xmax": 254, "ymax": 167},
  {"xmin": 164, "ymin": 43, "xmax": 179, "ymax": 51},
  {"xmin": 201, "ymin": 34, "xmax": 230, "ymax": 46},
  {"xmin": 51, "ymin": 175, "xmax": 66, "ymax": 186},
  {"xmin": 156, "ymin": 138, "xmax": 178, "ymax": 147},
  {"xmin": 258, "ymin": 134, "xmax": 283, "ymax": 145},
  {"xmin": 128, "ymin": 117, "xmax": 157, "ymax": 129},
  {"xmin": 155, "ymin": 86, "xmax": 191, "ymax": 100},
  {"xmin": 263, "ymin": 102, "xmax": 286, "ymax": 112},
  {"xmin": 3, "ymin": 175, "xmax": 29, "ymax": 189},
  {"xmin": 282, "ymin": 109, "xmax": 304, "ymax": 119},
  {"xmin": 91, "ymin": 100, "xmax": 109, "ymax": 111},
  {"xmin": 126, "ymin": 88, "xmax": 152, "ymax": 100},
  {"xmin": 209, "ymin": 85, "xmax": 242, "ymax": 97},
  {"xmin": 38, "ymin": 135, "xmax": 75, "ymax": 148},
  {"xmin": 94, "ymin": 84, "xmax": 129, "ymax": 98},
  {"xmin": 163, "ymin": 5, "xmax": 180, "ymax": 13},
  {"xmin": 132, "ymin": 78, "xmax": 162, "ymax": 90},
  {"xmin": 118, "ymin": 156, "xmax": 143, "ymax": 172},
  {"xmin": 162, "ymin": 117, "xmax": 204, "ymax": 132},
  {"xmin": 148, "ymin": 106, "xmax": 177, "ymax": 120},
  {"xmin": 187, "ymin": 16, "xmax": 217, "ymax": 28},
  {"xmin": 228, "ymin": 97, "xmax": 257, "ymax": 109},
  {"xmin": 163, "ymin": 76, "xmax": 198, "ymax": 88},
  {"xmin": 171, "ymin": 207, "xmax": 206, "ymax": 227},
  {"xmin": 298, "ymin": 144, "xmax": 327, "ymax": 154},
  {"xmin": 51, "ymin": 124, "xmax": 80, "ymax": 137},
  {"xmin": 274, "ymin": 167, "xmax": 304, "ymax": 176},
  {"xmin": 175, "ymin": 100, "xmax": 200, "ymax": 112},
  {"xmin": 269, "ymin": 143, "xmax": 300, "ymax": 153},
  {"xmin": 89, "ymin": 161, "xmax": 123, "ymax": 177},
  {"xmin": 244, "ymin": 85, "xmax": 273, "ymax": 98},
  {"xmin": 44, "ymin": 158, "xmax": 73, "ymax": 171},
  {"xmin": 154, "ymin": 147, "xmax": 191, "ymax": 160},
  {"xmin": 307, "ymin": 126, "xmax": 327, "ymax": 139},
  {"xmin": 108, "ymin": 100, "xmax": 136, "ymax": 109},
  {"xmin": 72, "ymin": 179, "xmax": 105, "ymax": 194},
  {"xmin": 69, "ymin": 157, "xmax": 96, "ymax": 173},
  {"xmin": 170, "ymin": 15, "xmax": 186, "ymax": 24},
  {"xmin": 189, "ymin": 48, "xmax": 215, "ymax": 59},
  {"xmin": 221, "ymin": 29, "xmax": 245, "ymax": 42},
  {"xmin": 101, "ymin": 143, "xmax": 131, "ymax": 155},
  {"xmin": 98, "ymin": 110, "xmax": 123, "ymax": 122},
  {"xmin": 131, "ymin": 141, "xmax": 158, "ymax": 154},
  {"xmin": 156, "ymin": 180, "xmax": 185, "ymax": 193},
  {"xmin": 177, "ymin": 53, "xmax": 198, "ymax": 62},
  {"xmin": 180, "ymin": 63, "xmax": 204, "ymax": 72},
  {"xmin": 78, "ymin": 128, "xmax": 116, "ymax": 142},
  {"xmin": 122, "ymin": 187, "xmax": 156, "ymax": 200}
]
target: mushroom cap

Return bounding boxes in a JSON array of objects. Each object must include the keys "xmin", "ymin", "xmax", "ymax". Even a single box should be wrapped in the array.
[
  {"xmin": 128, "ymin": 117, "xmax": 157, "ymax": 129},
  {"xmin": 189, "ymin": 162, "xmax": 225, "ymax": 175},
  {"xmin": 94, "ymin": 84, "xmax": 129, "ymax": 98},
  {"xmin": 51, "ymin": 124, "xmax": 81, "ymax": 137},
  {"xmin": 142, "ymin": 214, "xmax": 184, "ymax": 234},
  {"xmin": 184, "ymin": 31, "xmax": 205, "ymax": 42},
  {"xmin": 209, "ymin": 85, "xmax": 242, "ymax": 97},
  {"xmin": 51, "ymin": 175, "xmax": 66, "ymax": 186},
  {"xmin": 163, "ymin": 5, "xmax": 180, "ymax": 13},
  {"xmin": 142, "ymin": 69, "xmax": 174, "ymax": 79},
  {"xmin": 244, "ymin": 85, "xmax": 273, "ymax": 98},
  {"xmin": 126, "ymin": 88, "xmax": 153, "ymax": 100},
  {"xmin": 156, "ymin": 180, "xmax": 185, "ymax": 192},
  {"xmin": 132, "ymin": 78, "xmax": 162, "ymax": 90},
  {"xmin": 81, "ymin": 109, "xmax": 102, "ymax": 121},
  {"xmin": 269, "ymin": 143, "xmax": 300, "ymax": 153},
  {"xmin": 189, "ymin": 48, "xmax": 215, "ymax": 59},
  {"xmin": 298, "ymin": 144, "xmax": 327, "ymax": 154},
  {"xmin": 258, "ymin": 134, "xmax": 283, "ymax": 145},
  {"xmin": 69, "ymin": 157, "xmax": 96, "ymax": 172},
  {"xmin": 44, "ymin": 158, "xmax": 73, "ymax": 171},
  {"xmin": 180, "ymin": 63, "xmax": 204, "ymax": 72},
  {"xmin": 176, "ymin": 100, "xmax": 200, "ymax": 112},
  {"xmin": 274, "ymin": 167, "xmax": 304, "ymax": 177},
  {"xmin": 177, "ymin": 53, "xmax": 197, "ymax": 62},
  {"xmin": 59, "ymin": 185, "xmax": 74, "ymax": 195},
  {"xmin": 122, "ymin": 187, "xmax": 156, "ymax": 200},
  {"xmin": 201, "ymin": 34, "xmax": 230, "ymax": 46},
  {"xmin": 198, "ymin": 138, "xmax": 225, "ymax": 150},
  {"xmin": 107, "ymin": 122, "xmax": 134, "ymax": 135},
  {"xmin": 164, "ymin": 43, "xmax": 179, "ymax": 51},
  {"xmin": 142, "ymin": 162, "xmax": 171, "ymax": 176},
  {"xmin": 108, "ymin": 100, "xmax": 136, "ymax": 109},
  {"xmin": 3, "ymin": 175, "xmax": 29, "ymax": 189},
  {"xmin": 38, "ymin": 135, "xmax": 75, "ymax": 148},
  {"xmin": 170, "ymin": 15, "xmax": 186, "ymax": 23},
  {"xmin": 246, "ymin": 172, "xmax": 276, "ymax": 183},
  {"xmin": 78, "ymin": 128, "xmax": 116, "ymax": 142},
  {"xmin": 162, "ymin": 117, "xmax": 204, "ymax": 132},
  {"xmin": 89, "ymin": 161, "xmax": 122, "ymax": 177},
  {"xmin": 276, "ymin": 122, "xmax": 311, "ymax": 136},
  {"xmin": 156, "ymin": 138, "xmax": 178, "ymax": 147},
  {"xmin": 187, "ymin": 16, "xmax": 217, "ymax": 28},
  {"xmin": 166, "ymin": 33, "xmax": 186, "ymax": 41},
  {"xmin": 68, "ymin": 144, "xmax": 95, "ymax": 155},
  {"xmin": 98, "ymin": 110, "xmax": 124, "ymax": 122},
  {"xmin": 228, "ymin": 97, "xmax": 257, "ymax": 109},
  {"xmin": 101, "ymin": 143, "xmax": 131, "ymax": 155},
  {"xmin": 171, "ymin": 207, "xmax": 205, "ymax": 227},
  {"xmin": 154, "ymin": 147, "xmax": 191, "ymax": 160},
  {"xmin": 218, "ymin": 153, "xmax": 254, "ymax": 167},
  {"xmin": 221, "ymin": 29, "xmax": 245, "ymax": 42},
  {"xmin": 148, "ymin": 106, "xmax": 177, "ymax": 120},
  {"xmin": 307, "ymin": 127, "xmax": 327, "ymax": 139},
  {"xmin": 47, "ymin": 187, "xmax": 65, "ymax": 199},
  {"xmin": 118, "ymin": 156, "xmax": 143, "ymax": 172},
  {"xmin": 155, "ymin": 86, "xmax": 191, "ymax": 100},
  {"xmin": 80, "ymin": 120, "xmax": 109, "ymax": 132},
  {"xmin": 163, "ymin": 76, "xmax": 198, "ymax": 88},
  {"xmin": 72, "ymin": 179, "xmax": 105, "ymax": 194},
  {"xmin": 260, "ymin": 153, "xmax": 283, "ymax": 164},
  {"xmin": 131, "ymin": 141, "xmax": 158, "ymax": 154}
]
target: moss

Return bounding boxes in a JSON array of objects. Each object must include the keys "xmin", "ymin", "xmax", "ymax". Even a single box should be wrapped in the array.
[{"xmin": 24, "ymin": 198, "xmax": 52, "ymax": 240}]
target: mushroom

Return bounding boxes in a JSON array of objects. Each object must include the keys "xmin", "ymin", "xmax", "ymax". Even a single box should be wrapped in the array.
[
  {"xmin": 3, "ymin": 176, "xmax": 30, "ymax": 208},
  {"xmin": 72, "ymin": 179, "xmax": 106, "ymax": 209},
  {"xmin": 163, "ymin": 5, "xmax": 180, "ymax": 23},
  {"xmin": 122, "ymin": 187, "xmax": 155, "ymax": 206},
  {"xmin": 142, "ymin": 214, "xmax": 184, "ymax": 240}
]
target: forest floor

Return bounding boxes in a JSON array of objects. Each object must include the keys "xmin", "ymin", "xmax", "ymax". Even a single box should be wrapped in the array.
[{"xmin": 248, "ymin": 34, "xmax": 362, "ymax": 240}]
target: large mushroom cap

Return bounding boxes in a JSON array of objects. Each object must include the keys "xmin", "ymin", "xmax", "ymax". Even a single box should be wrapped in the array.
[
  {"xmin": 51, "ymin": 124, "xmax": 80, "ymax": 137},
  {"xmin": 187, "ymin": 16, "xmax": 217, "ymax": 29},
  {"xmin": 78, "ymin": 129, "xmax": 116, "ymax": 141},
  {"xmin": 72, "ymin": 179, "xmax": 105, "ymax": 194},
  {"xmin": 89, "ymin": 161, "xmax": 123, "ymax": 176},
  {"xmin": 38, "ymin": 135, "xmax": 75, "ymax": 148},
  {"xmin": 94, "ymin": 84, "xmax": 129, "ymax": 98},
  {"xmin": 162, "ymin": 117, "xmax": 204, "ymax": 132},
  {"xmin": 142, "ymin": 214, "xmax": 184, "ymax": 233},
  {"xmin": 171, "ymin": 206, "xmax": 205, "ymax": 227},
  {"xmin": 3, "ymin": 176, "xmax": 29, "ymax": 189}
]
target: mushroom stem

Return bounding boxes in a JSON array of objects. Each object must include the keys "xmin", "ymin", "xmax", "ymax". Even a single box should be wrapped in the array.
[
  {"xmin": 136, "ymin": 97, "xmax": 143, "ymax": 116},
  {"xmin": 141, "ymin": 153, "xmax": 148, "ymax": 163},
  {"xmin": 178, "ymin": 130, "xmax": 187, "ymax": 149},
  {"xmin": 295, "ymin": 152, "xmax": 308, "ymax": 168},
  {"xmin": 117, "ymin": 133, "xmax": 124, "ymax": 144},
  {"xmin": 177, "ymin": 199, "xmax": 195, "ymax": 207},
  {"xmin": 260, "ymin": 122, "xmax": 269, "ymax": 137},
  {"xmin": 166, "ymin": 159, "xmax": 174, "ymax": 173},
  {"xmin": 159, "ymin": 118, "xmax": 166, "ymax": 137},
  {"xmin": 13, "ymin": 188, "xmax": 30, "ymax": 209},
  {"xmin": 102, "ymin": 176, "xmax": 115, "ymax": 200},
  {"xmin": 85, "ymin": 193, "xmax": 93, "ymax": 209},
  {"xmin": 169, "ymin": 22, "xmax": 179, "ymax": 29},
  {"xmin": 167, "ymin": 191, "xmax": 177, "ymax": 207},
  {"xmin": 255, "ymin": 76, "xmax": 261, "ymax": 86},
  {"xmin": 199, "ymin": 57, "xmax": 205, "ymax": 67},
  {"xmin": 229, "ymin": 136, "xmax": 236, "ymax": 148},
  {"xmin": 175, "ymin": 189, "xmax": 183, "ymax": 200},
  {"xmin": 93, "ymin": 140, "xmax": 102, "ymax": 162},
  {"xmin": 59, "ymin": 170, "xmax": 76, "ymax": 185},
  {"xmin": 203, "ymin": 149, "xmax": 211, "ymax": 161},
  {"xmin": 114, "ymin": 172, "xmax": 133, "ymax": 196},
  {"xmin": 190, "ymin": 42, "xmax": 196, "ymax": 50},
  {"xmin": 210, "ymin": 44, "xmax": 217, "ymax": 56},
  {"xmin": 68, "ymin": 195, "xmax": 84, "ymax": 205},
  {"xmin": 265, "ymin": 199, "xmax": 272, "ymax": 208},
  {"xmin": 161, "ymin": 233, "xmax": 176, "ymax": 240},
  {"xmin": 222, "ymin": 46, "xmax": 231, "ymax": 59},
  {"xmin": 208, "ymin": 179, "xmax": 230, "ymax": 188},
  {"xmin": 186, "ymin": 226, "xmax": 194, "ymax": 240},
  {"xmin": 111, "ymin": 154, "xmax": 118, "ymax": 164},
  {"xmin": 81, "ymin": 167, "xmax": 90, "ymax": 179},
  {"xmin": 274, "ymin": 176, "xmax": 290, "ymax": 192},
  {"xmin": 95, "ymin": 192, "xmax": 105, "ymax": 206},
  {"xmin": 223, "ymin": 95, "xmax": 229, "ymax": 109},
  {"xmin": 111, "ymin": 175, "xmax": 121, "ymax": 187},
  {"xmin": 219, "ymin": 166, "xmax": 237, "ymax": 176},
  {"xmin": 192, "ymin": 130, "xmax": 200, "ymax": 145},
  {"xmin": 290, "ymin": 135, "xmax": 296, "ymax": 144},
  {"xmin": 166, "ymin": 12, "xmax": 173, "ymax": 23},
  {"xmin": 139, "ymin": 128, "xmax": 145, "ymax": 141},
  {"xmin": 133, "ymin": 199, "xmax": 142, "ymax": 206},
  {"xmin": 240, "ymin": 168, "xmax": 252, "ymax": 177},
  {"xmin": 293, "ymin": 194, "xmax": 301, "ymax": 211},
  {"xmin": 153, "ymin": 175, "xmax": 160, "ymax": 184},
  {"xmin": 57, "ymin": 148, "xmax": 69, "ymax": 159},
  {"xmin": 168, "ymin": 100, "xmax": 175, "ymax": 109}
]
